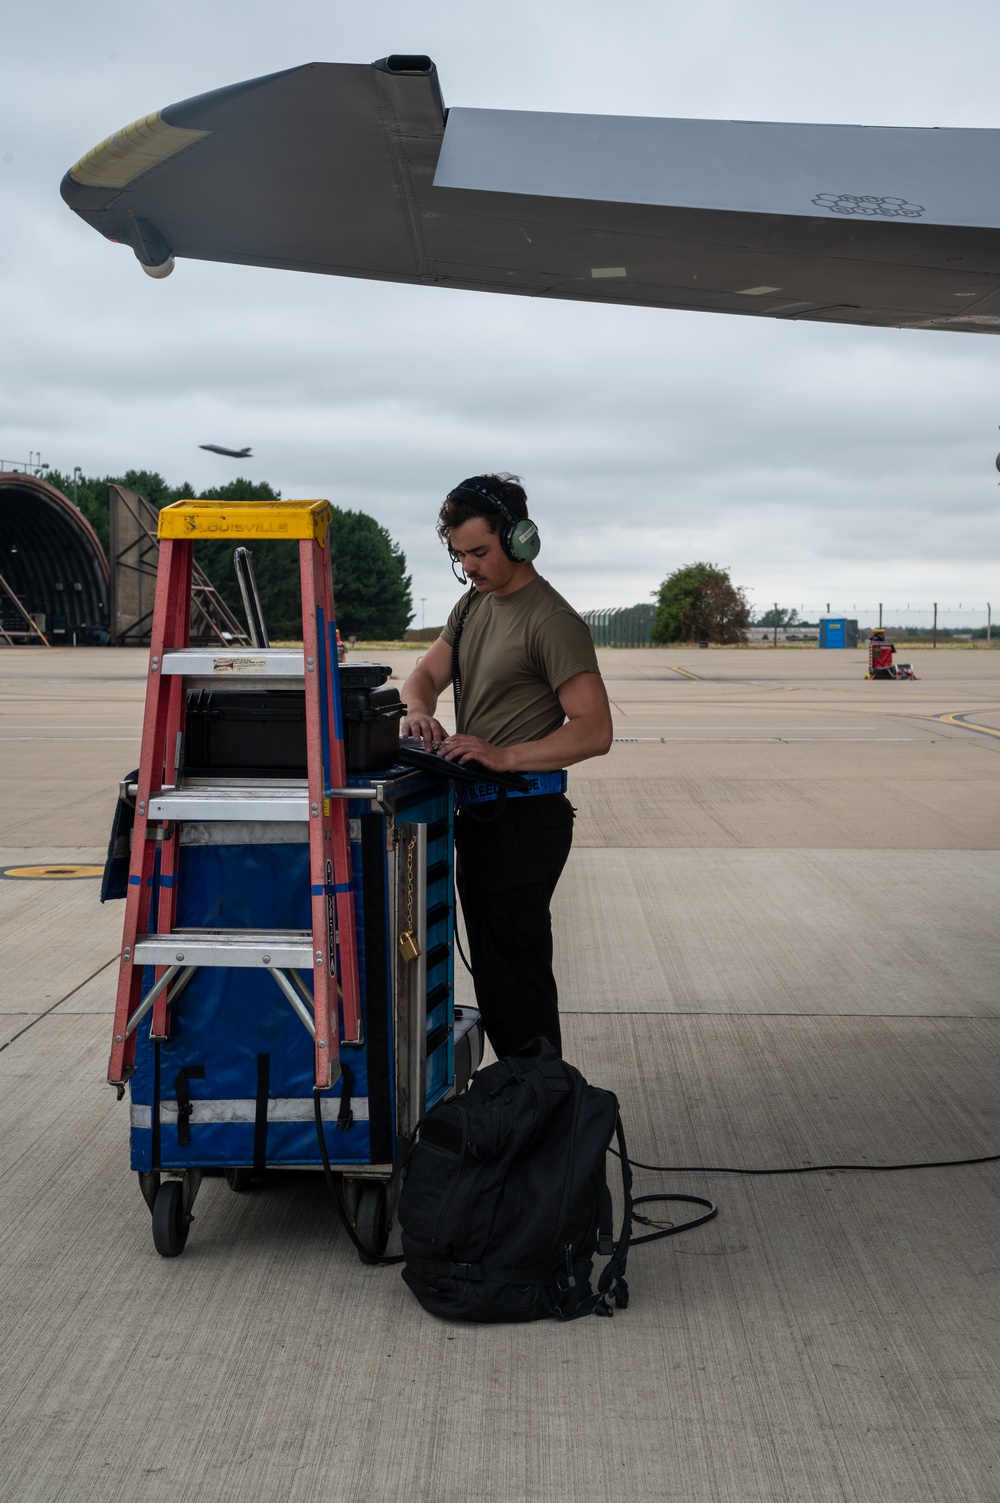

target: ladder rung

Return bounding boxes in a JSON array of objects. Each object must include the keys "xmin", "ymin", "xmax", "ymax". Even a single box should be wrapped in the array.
[
  {"xmin": 160, "ymin": 648, "xmax": 304, "ymax": 677},
  {"xmin": 149, "ymin": 788, "xmax": 309, "ymax": 821},
  {"xmin": 133, "ymin": 930, "xmax": 315, "ymax": 969}
]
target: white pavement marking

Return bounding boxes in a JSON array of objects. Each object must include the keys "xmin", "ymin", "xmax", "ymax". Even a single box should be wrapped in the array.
[
  {"xmin": 0, "ymin": 737, "xmax": 140, "ymax": 742},
  {"xmin": 613, "ymin": 736, "xmax": 916, "ymax": 743}
]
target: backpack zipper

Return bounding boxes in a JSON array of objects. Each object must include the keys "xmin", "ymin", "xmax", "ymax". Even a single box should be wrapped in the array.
[
  {"xmin": 428, "ymin": 1096, "xmax": 511, "ymax": 1246},
  {"xmin": 537, "ymin": 1075, "xmax": 584, "ymax": 1274},
  {"xmin": 427, "ymin": 1101, "xmax": 471, "ymax": 1246}
]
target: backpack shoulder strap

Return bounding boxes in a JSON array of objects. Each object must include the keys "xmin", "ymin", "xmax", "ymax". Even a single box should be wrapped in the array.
[{"xmin": 560, "ymin": 1110, "xmax": 633, "ymax": 1321}]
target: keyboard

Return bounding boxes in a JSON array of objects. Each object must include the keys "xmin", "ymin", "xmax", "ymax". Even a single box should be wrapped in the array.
[{"xmin": 396, "ymin": 740, "xmax": 531, "ymax": 793}]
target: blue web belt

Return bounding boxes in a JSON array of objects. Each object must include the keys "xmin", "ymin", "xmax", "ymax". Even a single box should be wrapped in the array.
[{"xmin": 459, "ymin": 770, "xmax": 568, "ymax": 807}]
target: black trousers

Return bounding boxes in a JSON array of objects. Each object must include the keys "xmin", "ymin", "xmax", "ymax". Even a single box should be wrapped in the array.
[{"xmin": 454, "ymin": 793, "xmax": 575, "ymax": 1060}]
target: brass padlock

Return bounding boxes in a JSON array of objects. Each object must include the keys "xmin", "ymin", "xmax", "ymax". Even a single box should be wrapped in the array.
[{"xmin": 399, "ymin": 930, "xmax": 421, "ymax": 963}]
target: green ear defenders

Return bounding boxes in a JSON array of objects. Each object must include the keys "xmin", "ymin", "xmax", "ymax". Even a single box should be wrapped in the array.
[{"xmin": 447, "ymin": 477, "xmax": 542, "ymax": 562}]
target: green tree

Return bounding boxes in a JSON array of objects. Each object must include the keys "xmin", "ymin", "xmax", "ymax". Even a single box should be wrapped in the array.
[
  {"xmin": 189, "ymin": 478, "xmax": 300, "ymax": 636},
  {"xmin": 192, "ymin": 495, "xmax": 413, "ymax": 641},
  {"xmin": 651, "ymin": 562, "xmax": 750, "ymax": 645},
  {"xmin": 756, "ymin": 606, "xmax": 800, "ymax": 628},
  {"xmin": 44, "ymin": 470, "xmax": 413, "ymax": 640},
  {"xmin": 328, "ymin": 508, "xmax": 413, "ymax": 638},
  {"xmin": 46, "ymin": 469, "xmax": 191, "ymax": 557}
]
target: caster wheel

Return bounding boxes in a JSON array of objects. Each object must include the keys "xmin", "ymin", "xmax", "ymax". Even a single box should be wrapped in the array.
[
  {"xmin": 225, "ymin": 1167, "xmax": 254, "ymax": 1192},
  {"xmin": 151, "ymin": 1180, "xmax": 189, "ymax": 1257},
  {"xmin": 354, "ymin": 1183, "xmax": 389, "ymax": 1261}
]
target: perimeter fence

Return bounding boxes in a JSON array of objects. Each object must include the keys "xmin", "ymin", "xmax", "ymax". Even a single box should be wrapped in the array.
[
  {"xmin": 773, "ymin": 602, "xmax": 996, "ymax": 642},
  {"xmin": 580, "ymin": 601, "xmax": 997, "ymax": 646},
  {"xmin": 580, "ymin": 605, "xmax": 654, "ymax": 647}
]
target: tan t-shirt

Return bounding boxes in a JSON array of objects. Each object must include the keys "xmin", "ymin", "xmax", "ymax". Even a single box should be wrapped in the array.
[{"xmin": 441, "ymin": 576, "xmax": 601, "ymax": 747}]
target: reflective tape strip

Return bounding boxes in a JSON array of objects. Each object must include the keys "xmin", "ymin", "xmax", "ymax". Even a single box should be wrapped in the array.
[
  {"xmin": 181, "ymin": 821, "xmax": 308, "ymax": 846},
  {"xmin": 459, "ymin": 769, "xmax": 567, "ymax": 806},
  {"xmin": 130, "ymin": 1096, "xmax": 369, "ymax": 1129}
]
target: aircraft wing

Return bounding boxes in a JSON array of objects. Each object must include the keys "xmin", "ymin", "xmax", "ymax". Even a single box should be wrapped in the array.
[{"xmin": 60, "ymin": 56, "xmax": 1000, "ymax": 334}]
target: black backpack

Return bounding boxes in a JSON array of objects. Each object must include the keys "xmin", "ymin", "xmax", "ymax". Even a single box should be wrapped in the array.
[{"xmin": 398, "ymin": 1038, "xmax": 633, "ymax": 1322}]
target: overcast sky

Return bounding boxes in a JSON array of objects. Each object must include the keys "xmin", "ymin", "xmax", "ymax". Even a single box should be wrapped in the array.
[{"xmin": 3, "ymin": 0, "xmax": 1000, "ymax": 628}]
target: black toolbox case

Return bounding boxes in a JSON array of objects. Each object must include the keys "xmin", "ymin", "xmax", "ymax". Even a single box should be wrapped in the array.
[{"xmin": 184, "ymin": 663, "xmax": 405, "ymax": 775}]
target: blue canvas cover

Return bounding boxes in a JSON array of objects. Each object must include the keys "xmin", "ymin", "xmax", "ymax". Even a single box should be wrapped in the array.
[{"xmin": 129, "ymin": 830, "xmax": 388, "ymax": 1171}]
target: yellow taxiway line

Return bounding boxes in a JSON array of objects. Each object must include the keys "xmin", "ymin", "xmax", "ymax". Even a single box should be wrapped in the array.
[{"xmin": 931, "ymin": 712, "xmax": 1000, "ymax": 740}]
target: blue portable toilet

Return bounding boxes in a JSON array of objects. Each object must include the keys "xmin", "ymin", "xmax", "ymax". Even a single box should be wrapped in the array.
[{"xmin": 819, "ymin": 617, "xmax": 858, "ymax": 648}]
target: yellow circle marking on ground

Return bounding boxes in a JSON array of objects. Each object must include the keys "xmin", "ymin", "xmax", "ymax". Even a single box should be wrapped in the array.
[{"xmin": 2, "ymin": 865, "xmax": 104, "ymax": 880}]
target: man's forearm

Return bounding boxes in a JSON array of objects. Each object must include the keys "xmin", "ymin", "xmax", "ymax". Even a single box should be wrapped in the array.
[
  {"xmin": 400, "ymin": 666, "xmax": 441, "ymax": 717},
  {"xmin": 438, "ymin": 670, "xmax": 613, "ymax": 773},
  {"xmin": 499, "ymin": 716, "xmax": 611, "ymax": 773}
]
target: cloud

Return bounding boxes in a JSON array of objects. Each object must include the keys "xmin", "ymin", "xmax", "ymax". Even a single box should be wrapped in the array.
[{"xmin": 3, "ymin": 0, "xmax": 1000, "ymax": 627}]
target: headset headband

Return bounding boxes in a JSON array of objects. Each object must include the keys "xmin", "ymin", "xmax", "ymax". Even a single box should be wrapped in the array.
[
  {"xmin": 446, "ymin": 475, "xmax": 541, "ymax": 564},
  {"xmin": 447, "ymin": 479, "xmax": 518, "ymax": 529}
]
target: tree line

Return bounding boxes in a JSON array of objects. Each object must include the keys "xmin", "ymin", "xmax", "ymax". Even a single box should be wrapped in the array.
[{"xmin": 48, "ymin": 470, "xmax": 414, "ymax": 640}]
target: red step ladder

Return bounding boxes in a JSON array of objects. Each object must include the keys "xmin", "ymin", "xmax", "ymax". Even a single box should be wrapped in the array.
[{"xmin": 108, "ymin": 499, "xmax": 361, "ymax": 1094}]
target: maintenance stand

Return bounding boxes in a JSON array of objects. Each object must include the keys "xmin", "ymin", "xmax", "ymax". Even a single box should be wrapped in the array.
[{"xmin": 105, "ymin": 499, "xmax": 480, "ymax": 1258}]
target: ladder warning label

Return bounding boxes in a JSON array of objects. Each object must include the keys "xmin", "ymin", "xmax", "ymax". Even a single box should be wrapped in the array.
[{"xmin": 212, "ymin": 656, "xmax": 267, "ymax": 673}]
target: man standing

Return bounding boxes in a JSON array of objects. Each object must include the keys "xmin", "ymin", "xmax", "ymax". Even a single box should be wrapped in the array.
[{"xmin": 400, "ymin": 473, "xmax": 613, "ymax": 1060}]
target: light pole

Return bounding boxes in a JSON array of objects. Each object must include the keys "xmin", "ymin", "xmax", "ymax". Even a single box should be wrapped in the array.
[
  {"xmin": 72, "ymin": 467, "xmax": 82, "ymax": 508},
  {"xmin": 420, "ymin": 596, "xmax": 426, "ymax": 630}
]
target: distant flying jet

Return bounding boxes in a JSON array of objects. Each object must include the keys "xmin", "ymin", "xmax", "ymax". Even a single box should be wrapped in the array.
[{"xmin": 199, "ymin": 444, "xmax": 252, "ymax": 458}]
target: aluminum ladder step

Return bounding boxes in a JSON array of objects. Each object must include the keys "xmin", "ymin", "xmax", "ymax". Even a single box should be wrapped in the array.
[
  {"xmin": 160, "ymin": 647, "xmax": 305, "ymax": 677},
  {"xmin": 133, "ymin": 929, "xmax": 315, "ymax": 969},
  {"xmin": 148, "ymin": 787, "xmax": 309, "ymax": 821}
]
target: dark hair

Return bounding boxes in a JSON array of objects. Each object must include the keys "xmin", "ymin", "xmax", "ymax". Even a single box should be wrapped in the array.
[{"xmin": 436, "ymin": 472, "xmax": 528, "ymax": 543}]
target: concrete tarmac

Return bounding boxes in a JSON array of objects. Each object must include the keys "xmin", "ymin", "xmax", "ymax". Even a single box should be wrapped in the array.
[{"xmin": 2, "ymin": 645, "xmax": 1000, "ymax": 1502}]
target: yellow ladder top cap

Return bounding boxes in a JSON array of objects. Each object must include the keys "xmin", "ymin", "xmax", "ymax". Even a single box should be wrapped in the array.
[{"xmin": 157, "ymin": 500, "xmax": 331, "ymax": 542}]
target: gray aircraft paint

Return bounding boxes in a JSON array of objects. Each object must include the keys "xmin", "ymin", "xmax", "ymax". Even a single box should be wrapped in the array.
[
  {"xmin": 59, "ymin": 59, "xmax": 1000, "ymax": 333},
  {"xmin": 435, "ymin": 108, "xmax": 1000, "ymax": 229}
]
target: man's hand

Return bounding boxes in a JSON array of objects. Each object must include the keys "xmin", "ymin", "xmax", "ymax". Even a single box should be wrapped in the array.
[
  {"xmin": 437, "ymin": 734, "xmax": 512, "ymax": 772},
  {"xmin": 400, "ymin": 638, "xmax": 454, "ymax": 748},
  {"xmin": 401, "ymin": 710, "xmax": 449, "ymax": 748}
]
